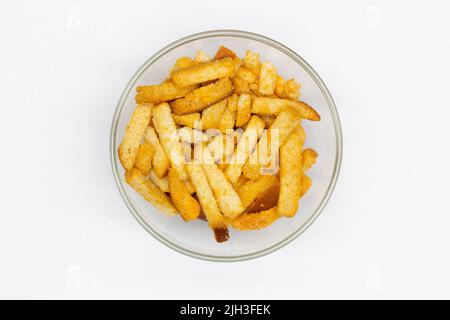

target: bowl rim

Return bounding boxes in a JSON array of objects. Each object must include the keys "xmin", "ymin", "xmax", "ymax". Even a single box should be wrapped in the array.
[{"xmin": 110, "ymin": 29, "xmax": 343, "ymax": 262}]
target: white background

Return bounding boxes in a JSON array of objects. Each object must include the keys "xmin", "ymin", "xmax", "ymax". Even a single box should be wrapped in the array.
[{"xmin": 0, "ymin": 0, "xmax": 449, "ymax": 299}]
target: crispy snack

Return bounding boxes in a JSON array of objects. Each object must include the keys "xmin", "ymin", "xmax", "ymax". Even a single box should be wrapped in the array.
[
  {"xmin": 258, "ymin": 62, "xmax": 277, "ymax": 96},
  {"xmin": 218, "ymin": 93, "xmax": 238, "ymax": 133},
  {"xmin": 206, "ymin": 133, "xmax": 224, "ymax": 162},
  {"xmin": 148, "ymin": 169, "xmax": 169, "ymax": 193},
  {"xmin": 284, "ymin": 79, "xmax": 301, "ymax": 100},
  {"xmin": 206, "ymin": 132, "xmax": 235, "ymax": 164},
  {"xmin": 134, "ymin": 142, "xmax": 154, "ymax": 176},
  {"xmin": 233, "ymin": 57, "xmax": 242, "ymax": 75},
  {"xmin": 135, "ymin": 82, "xmax": 198, "ymax": 104},
  {"xmin": 231, "ymin": 207, "xmax": 279, "ymax": 230},
  {"xmin": 125, "ymin": 168, "xmax": 177, "ymax": 216},
  {"xmin": 232, "ymin": 76, "xmax": 251, "ymax": 95},
  {"xmin": 168, "ymin": 168, "xmax": 200, "ymax": 221},
  {"xmin": 227, "ymin": 93, "xmax": 239, "ymax": 114},
  {"xmin": 218, "ymin": 108, "xmax": 234, "ymax": 133},
  {"xmin": 243, "ymin": 50, "xmax": 260, "ymax": 76},
  {"xmin": 232, "ymin": 175, "xmax": 248, "ymax": 190},
  {"xmin": 249, "ymin": 83, "xmax": 260, "ymax": 97},
  {"xmin": 278, "ymin": 126, "xmax": 305, "ymax": 217},
  {"xmin": 199, "ymin": 147, "xmax": 245, "ymax": 218},
  {"xmin": 214, "ymin": 46, "xmax": 237, "ymax": 60},
  {"xmin": 274, "ymin": 75, "xmax": 286, "ymax": 97},
  {"xmin": 172, "ymin": 112, "xmax": 201, "ymax": 128},
  {"xmin": 238, "ymin": 174, "xmax": 279, "ymax": 208},
  {"xmin": 245, "ymin": 181, "xmax": 280, "ymax": 213},
  {"xmin": 170, "ymin": 57, "xmax": 195, "ymax": 73},
  {"xmin": 300, "ymin": 174, "xmax": 312, "ymax": 197},
  {"xmin": 235, "ymin": 94, "xmax": 252, "ymax": 127},
  {"xmin": 118, "ymin": 103, "xmax": 153, "ymax": 171},
  {"xmin": 144, "ymin": 127, "xmax": 170, "ymax": 178},
  {"xmin": 171, "ymin": 77, "xmax": 233, "ymax": 115},
  {"xmin": 152, "ymin": 103, "xmax": 188, "ymax": 180},
  {"xmin": 225, "ymin": 115, "xmax": 265, "ymax": 183},
  {"xmin": 171, "ymin": 57, "xmax": 236, "ymax": 87},
  {"xmin": 197, "ymin": 211, "xmax": 207, "ymax": 221},
  {"xmin": 302, "ymin": 148, "xmax": 318, "ymax": 171},
  {"xmin": 252, "ymin": 97, "xmax": 320, "ymax": 121},
  {"xmin": 180, "ymin": 140, "xmax": 192, "ymax": 163},
  {"xmin": 201, "ymin": 98, "xmax": 228, "ymax": 130},
  {"xmin": 194, "ymin": 49, "xmax": 212, "ymax": 63},
  {"xmin": 186, "ymin": 163, "xmax": 229, "ymax": 242},
  {"xmin": 120, "ymin": 46, "xmax": 321, "ymax": 242},
  {"xmin": 236, "ymin": 67, "xmax": 257, "ymax": 83},
  {"xmin": 178, "ymin": 126, "xmax": 208, "ymax": 144},
  {"xmin": 213, "ymin": 228, "xmax": 230, "ymax": 243},
  {"xmin": 297, "ymin": 148, "xmax": 316, "ymax": 197},
  {"xmin": 242, "ymin": 163, "xmax": 261, "ymax": 180},
  {"xmin": 183, "ymin": 178, "xmax": 196, "ymax": 195},
  {"xmin": 260, "ymin": 114, "xmax": 275, "ymax": 128},
  {"xmin": 243, "ymin": 108, "xmax": 302, "ymax": 179}
]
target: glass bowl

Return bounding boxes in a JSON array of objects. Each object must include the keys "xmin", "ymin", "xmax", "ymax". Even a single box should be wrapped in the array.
[{"xmin": 110, "ymin": 30, "xmax": 342, "ymax": 262}]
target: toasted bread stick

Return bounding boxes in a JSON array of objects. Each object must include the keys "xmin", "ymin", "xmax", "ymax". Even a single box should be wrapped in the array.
[
  {"xmin": 171, "ymin": 78, "xmax": 233, "ymax": 115},
  {"xmin": 152, "ymin": 103, "xmax": 188, "ymax": 180},
  {"xmin": 278, "ymin": 126, "xmax": 305, "ymax": 217},
  {"xmin": 225, "ymin": 115, "xmax": 265, "ymax": 183},
  {"xmin": 252, "ymin": 97, "xmax": 320, "ymax": 121},
  {"xmin": 186, "ymin": 163, "xmax": 229, "ymax": 242},
  {"xmin": 168, "ymin": 168, "xmax": 200, "ymax": 221},
  {"xmin": 135, "ymin": 82, "xmax": 197, "ymax": 104},
  {"xmin": 144, "ymin": 127, "xmax": 170, "ymax": 178},
  {"xmin": 171, "ymin": 57, "xmax": 236, "ymax": 87},
  {"xmin": 119, "ymin": 103, "xmax": 153, "ymax": 171},
  {"xmin": 125, "ymin": 168, "xmax": 177, "ymax": 216}
]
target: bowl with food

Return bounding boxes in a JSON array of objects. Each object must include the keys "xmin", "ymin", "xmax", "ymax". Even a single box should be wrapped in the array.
[{"xmin": 110, "ymin": 30, "xmax": 342, "ymax": 261}]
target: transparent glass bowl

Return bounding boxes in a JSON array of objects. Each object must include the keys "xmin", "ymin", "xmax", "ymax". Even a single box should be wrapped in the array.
[{"xmin": 110, "ymin": 30, "xmax": 342, "ymax": 262}]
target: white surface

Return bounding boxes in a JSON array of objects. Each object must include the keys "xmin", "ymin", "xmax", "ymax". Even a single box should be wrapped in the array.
[{"xmin": 0, "ymin": 0, "xmax": 449, "ymax": 299}]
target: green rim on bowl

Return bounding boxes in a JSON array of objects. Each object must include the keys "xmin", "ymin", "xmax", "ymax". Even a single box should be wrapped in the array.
[{"xmin": 110, "ymin": 30, "xmax": 343, "ymax": 262}]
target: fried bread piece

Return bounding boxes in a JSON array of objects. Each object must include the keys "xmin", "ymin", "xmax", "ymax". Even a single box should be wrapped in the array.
[{"xmin": 119, "ymin": 103, "xmax": 153, "ymax": 171}]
